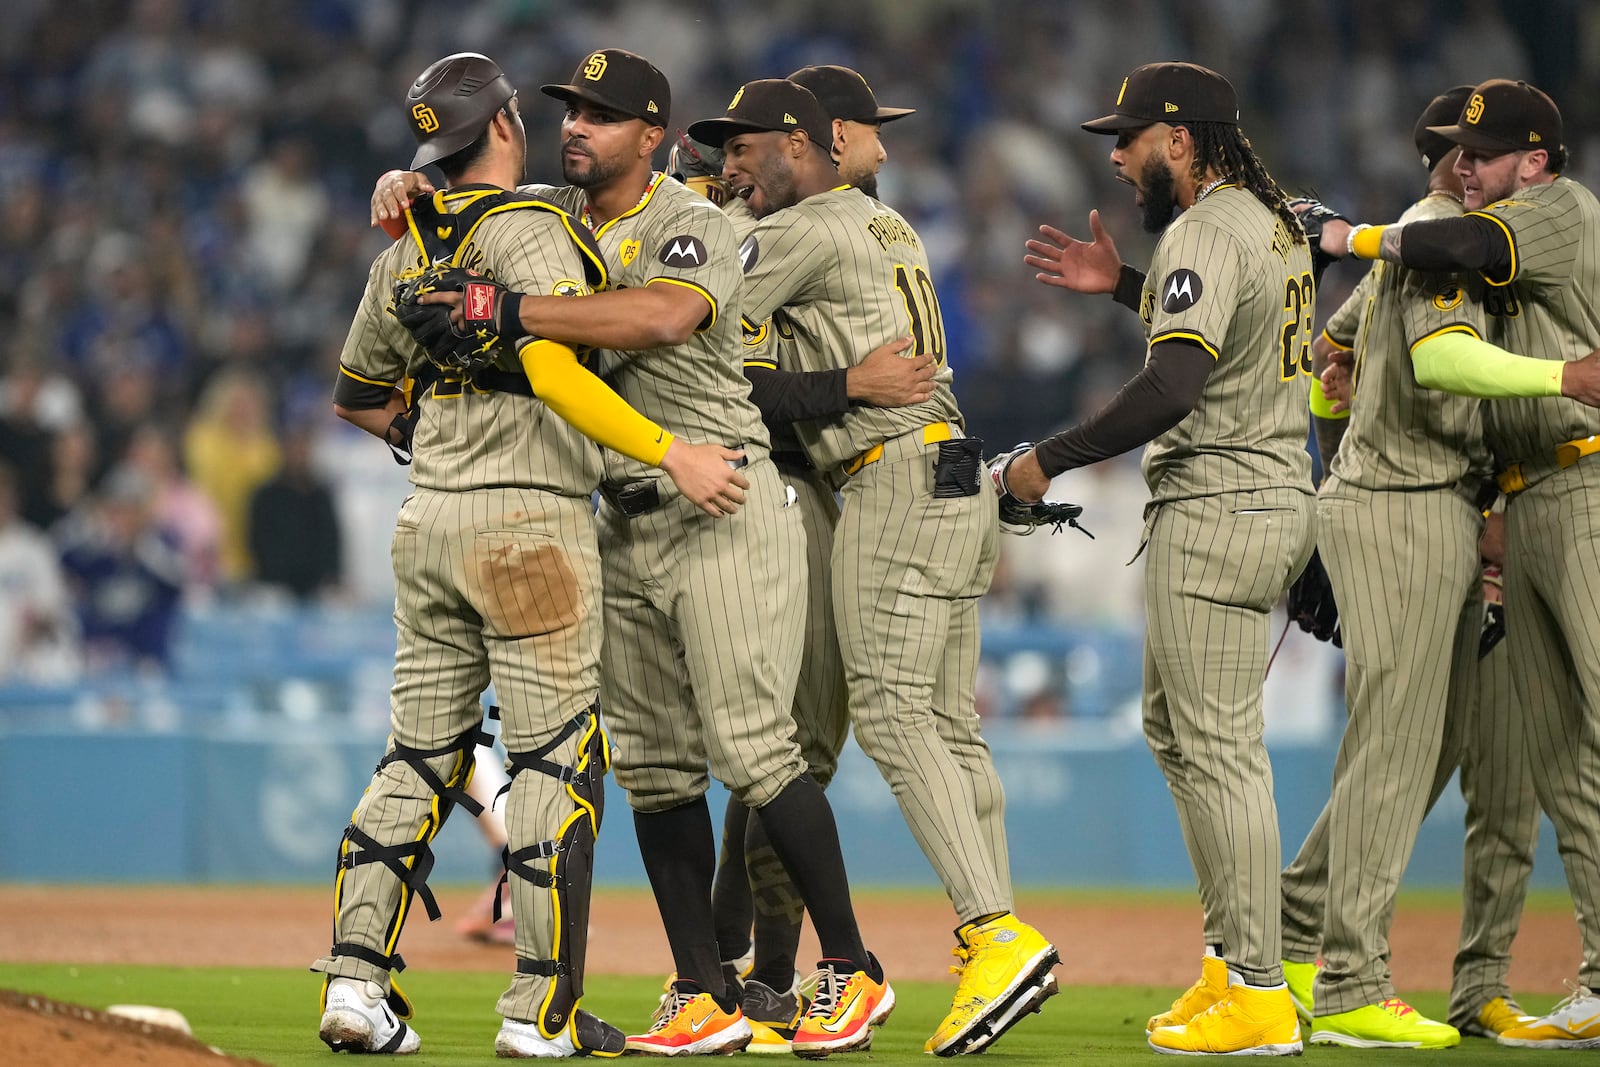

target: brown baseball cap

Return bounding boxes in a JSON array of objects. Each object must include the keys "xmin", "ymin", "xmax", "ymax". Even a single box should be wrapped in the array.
[
  {"xmin": 1414, "ymin": 86, "xmax": 1476, "ymax": 170},
  {"xmin": 686, "ymin": 79, "xmax": 834, "ymax": 150},
  {"xmin": 1427, "ymin": 78, "xmax": 1562, "ymax": 155},
  {"xmin": 541, "ymin": 48, "xmax": 670, "ymax": 127},
  {"xmin": 787, "ymin": 65, "xmax": 914, "ymax": 124},
  {"xmin": 1082, "ymin": 61, "xmax": 1239, "ymax": 133}
]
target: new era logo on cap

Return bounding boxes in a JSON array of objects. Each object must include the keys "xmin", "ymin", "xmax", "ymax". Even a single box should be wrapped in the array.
[{"xmin": 541, "ymin": 48, "xmax": 671, "ymax": 127}]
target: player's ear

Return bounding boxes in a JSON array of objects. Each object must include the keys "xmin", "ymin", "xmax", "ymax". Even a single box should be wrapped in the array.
[
  {"xmin": 831, "ymin": 118, "xmax": 847, "ymax": 159},
  {"xmin": 640, "ymin": 123, "xmax": 665, "ymax": 160},
  {"xmin": 1167, "ymin": 123, "xmax": 1191, "ymax": 161}
]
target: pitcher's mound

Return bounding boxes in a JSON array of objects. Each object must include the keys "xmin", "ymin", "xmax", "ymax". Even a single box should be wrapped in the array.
[{"xmin": 1, "ymin": 990, "xmax": 267, "ymax": 1066}]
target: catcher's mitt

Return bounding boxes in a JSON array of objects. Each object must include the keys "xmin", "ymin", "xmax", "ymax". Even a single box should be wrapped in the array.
[
  {"xmin": 1287, "ymin": 548, "xmax": 1341, "ymax": 646},
  {"xmin": 1287, "ymin": 196, "xmax": 1349, "ymax": 283},
  {"xmin": 668, "ymin": 129, "xmax": 728, "ymax": 206},
  {"xmin": 392, "ymin": 265, "xmax": 523, "ymax": 373},
  {"xmin": 986, "ymin": 442, "xmax": 1093, "ymax": 538}
]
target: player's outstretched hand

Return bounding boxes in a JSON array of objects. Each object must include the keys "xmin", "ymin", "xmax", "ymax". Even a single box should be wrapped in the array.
[
  {"xmin": 845, "ymin": 337, "xmax": 934, "ymax": 407},
  {"xmin": 659, "ymin": 441, "xmax": 749, "ymax": 517},
  {"xmin": 372, "ymin": 169, "xmax": 437, "ymax": 234},
  {"xmin": 1025, "ymin": 210, "xmax": 1122, "ymax": 295},
  {"xmin": 1559, "ymin": 348, "xmax": 1600, "ymax": 408}
]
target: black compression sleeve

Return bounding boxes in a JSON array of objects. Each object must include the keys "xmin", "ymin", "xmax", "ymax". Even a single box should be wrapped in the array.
[
  {"xmin": 1033, "ymin": 339, "xmax": 1214, "ymax": 477},
  {"xmin": 1398, "ymin": 215, "xmax": 1513, "ymax": 275},
  {"xmin": 743, "ymin": 366, "xmax": 850, "ymax": 426},
  {"xmin": 1112, "ymin": 264, "xmax": 1146, "ymax": 312}
]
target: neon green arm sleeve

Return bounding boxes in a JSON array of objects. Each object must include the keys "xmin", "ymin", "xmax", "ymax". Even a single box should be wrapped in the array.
[
  {"xmin": 1410, "ymin": 329, "xmax": 1564, "ymax": 398},
  {"xmin": 518, "ymin": 339, "xmax": 674, "ymax": 466}
]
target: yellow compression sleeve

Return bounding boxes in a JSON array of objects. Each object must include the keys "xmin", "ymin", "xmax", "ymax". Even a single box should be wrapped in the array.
[
  {"xmin": 1411, "ymin": 330, "xmax": 1564, "ymax": 398},
  {"xmin": 1350, "ymin": 224, "xmax": 1385, "ymax": 260},
  {"xmin": 518, "ymin": 340, "xmax": 674, "ymax": 465},
  {"xmin": 1309, "ymin": 377, "xmax": 1349, "ymax": 419}
]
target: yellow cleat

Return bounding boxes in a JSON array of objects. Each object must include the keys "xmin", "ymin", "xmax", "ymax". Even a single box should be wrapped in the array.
[
  {"xmin": 1311, "ymin": 998, "xmax": 1460, "ymax": 1049},
  {"xmin": 1280, "ymin": 959, "xmax": 1318, "ymax": 1024},
  {"xmin": 1148, "ymin": 982, "xmax": 1303, "ymax": 1056},
  {"xmin": 1461, "ymin": 995, "xmax": 1536, "ymax": 1038},
  {"xmin": 1148, "ymin": 956, "xmax": 1229, "ymax": 1034},
  {"xmin": 925, "ymin": 914, "xmax": 1059, "ymax": 1056}
]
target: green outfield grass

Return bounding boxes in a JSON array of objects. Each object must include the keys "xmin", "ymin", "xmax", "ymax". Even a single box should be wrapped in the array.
[{"xmin": 0, "ymin": 962, "xmax": 1565, "ymax": 1066}]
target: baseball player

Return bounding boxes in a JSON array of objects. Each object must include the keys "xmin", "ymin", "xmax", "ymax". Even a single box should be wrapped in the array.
[
  {"xmin": 685, "ymin": 65, "xmax": 933, "ymax": 1054},
  {"xmin": 1311, "ymin": 78, "xmax": 1600, "ymax": 1049},
  {"xmin": 689, "ymin": 78, "xmax": 1059, "ymax": 1058},
  {"xmin": 313, "ymin": 52, "xmax": 750, "ymax": 1059},
  {"xmin": 1000, "ymin": 62, "xmax": 1316, "ymax": 1055},
  {"xmin": 1271, "ymin": 86, "xmax": 1495, "ymax": 1050},
  {"xmin": 378, "ymin": 49, "xmax": 893, "ymax": 1057}
]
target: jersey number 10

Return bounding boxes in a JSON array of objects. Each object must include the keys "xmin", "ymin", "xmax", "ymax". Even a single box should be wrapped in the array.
[
  {"xmin": 1280, "ymin": 271, "xmax": 1315, "ymax": 380},
  {"xmin": 895, "ymin": 264, "xmax": 948, "ymax": 365}
]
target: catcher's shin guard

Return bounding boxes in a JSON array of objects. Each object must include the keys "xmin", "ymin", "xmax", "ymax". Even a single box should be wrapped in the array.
[
  {"xmin": 496, "ymin": 703, "xmax": 612, "ymax": 1042},
  {"xmin": 315, "ymin": 721, "xmax": 491, "ymax": 984}
]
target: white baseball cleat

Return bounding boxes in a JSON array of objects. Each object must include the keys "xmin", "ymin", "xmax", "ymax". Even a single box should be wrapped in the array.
[{"xmin": 319, "ymin": 977, "xmax": 420, "ymax": 1055}]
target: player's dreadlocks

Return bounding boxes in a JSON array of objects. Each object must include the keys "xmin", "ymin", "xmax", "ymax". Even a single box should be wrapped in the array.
[{"xmin": 1186, "ymin": 121, "xmax": 1303, "ymax": 243}]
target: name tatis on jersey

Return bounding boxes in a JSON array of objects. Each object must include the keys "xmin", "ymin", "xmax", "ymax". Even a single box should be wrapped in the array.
[{"xmin": 868, "ymin": 213, "xmax": 921, "ymax": 252}]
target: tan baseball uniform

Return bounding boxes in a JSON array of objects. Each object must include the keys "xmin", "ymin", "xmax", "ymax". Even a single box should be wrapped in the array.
[
  {"xmin": 739, "ymin": 186, "xmax": 1011, "ymax": 924},
  {"xmin": 1133, "ymin": 183, "xmax": 1316, "ymax": 985},
  {"xmin": 313, "ymin": 192, "xmax": 620, "ymax": 1030},
  {"xmin": 1278, "ymin": 192, "xmax": 1493, "ymax": 1016},
  {"xmin": 529, "ymin": 174, "xmax": 810, "ymax": 813},
  {"xmin": 1474, "ymin": 177, "xmax": 1600, "ymax": 992}
]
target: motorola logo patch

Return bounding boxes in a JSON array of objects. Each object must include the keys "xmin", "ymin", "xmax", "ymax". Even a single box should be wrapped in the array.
[
  {"xmin": 739, "ymin": 235, "xmax": 759, "ymax": 273},
  {"xmin": 1160, "ymin": 268, "xmax": 1203, "ymax": 312},
  {"xmin": 659, "ymin": 235, "xmax": 707, "ymax": 267}
]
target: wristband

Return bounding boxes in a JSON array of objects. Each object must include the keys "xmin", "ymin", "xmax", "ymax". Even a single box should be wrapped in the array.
[
  {"xmin": 1345, "ymin": 223, "xmax": 1370, "ymax": 258},
  {"xmin": 1309, "ymin": 377, "xmax": 1349, "ymax": 420},
  {"xmin": 1349, "ymin": 224, "xmax": 1385, "ymax": 260},
  {"xmin": 500, "ymin": 290, "xmax": 525, "ymax": 343}
]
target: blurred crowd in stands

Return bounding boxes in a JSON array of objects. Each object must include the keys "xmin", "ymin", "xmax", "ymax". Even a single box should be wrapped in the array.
[{"xmin": 0, "ymin": 0, "xmax": 1589, "ymax": 714}]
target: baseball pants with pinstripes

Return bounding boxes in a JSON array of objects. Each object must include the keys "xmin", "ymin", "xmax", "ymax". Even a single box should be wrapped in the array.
[
  {"xmin": 313, "ymin": 487, "xmax": 605, "ymax": 1021},
  {"xmin": 1279, "ymin": 484, "xmax": 1480, "ymax": 1014},
  {"xmin": 1502, "ymin": 459, "xmax": 1600, "ymax": 991},
  {"xmin": 1450, "ymin": 632, "xmax": 1541, "ymax": 1026},
  {"xmin": 601, "ymin": 459, "xmax": 810, "ymax": 813},
  {"xmin": 1141, "ymin": 485, "xmax": 1313, "ymax": 987},
  {"xmin": 832, "ymin": 440, "xmax": 1009, "ymax": 924}
]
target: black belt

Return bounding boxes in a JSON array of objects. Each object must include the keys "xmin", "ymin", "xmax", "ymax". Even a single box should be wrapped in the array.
[{"xmin": 771, "ymin": 449, "xmax": 814, "ymax": 473}]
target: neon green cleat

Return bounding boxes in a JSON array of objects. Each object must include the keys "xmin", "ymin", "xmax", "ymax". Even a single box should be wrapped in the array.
[
  {"xmin": 1281, "ymin": 959, "xmax": 1318, "ymax": 1024},
  {"xmin": 1311, "ymin": 998, "xmax": 1460, "ymax": 1049}
]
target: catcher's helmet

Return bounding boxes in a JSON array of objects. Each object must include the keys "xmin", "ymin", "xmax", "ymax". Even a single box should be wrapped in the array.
[{"xmin": 405, "ymin": 53, "xmax": 516, "ymax": 169}]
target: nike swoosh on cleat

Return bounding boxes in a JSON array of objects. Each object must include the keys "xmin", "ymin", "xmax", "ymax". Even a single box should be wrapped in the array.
[
  {"xmin": 1567, "ymin": 1012, "xmax": 1600, "ymax": 1033},
  {"xmin": 818, "ymin": 991, "xmax": 863, "ymax": 1034},
  {"xmin": 687, "ymin": 1013, "xmax": 716, "ymax": 1034}
]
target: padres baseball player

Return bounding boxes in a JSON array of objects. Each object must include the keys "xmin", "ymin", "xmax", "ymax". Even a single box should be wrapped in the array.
[
  {"xmin": 690, "ymin": 78, "xmax": 1059, "ymax": 1058},
  {"xmin": 1315, "ymin": 78, "xmax": 1600, "ymax": 1049},
  {"xmin": 1273, "ymin": 86, "xmax": 1492, "ymax": 1050},
  {"xmin": 381, "ymin": 49, "xmax": 894, "ymax": 1058},
  {"xmin": 313, "ymin": 51, "xmax": 743, "ymax": 1059},
  {"xmin": 1002, "ymin": 62, "xmax": 1315, "ymax": 1055},
  {"xmin": 689, "ymin": 65, "xmax": 932, "ymax": 1054}
]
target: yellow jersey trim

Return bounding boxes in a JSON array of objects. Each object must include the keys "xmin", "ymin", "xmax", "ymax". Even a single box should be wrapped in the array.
[
  {"xmin": 1465, "ymin": 209, "xmax": 1517, "ymax": 287},
  {"xmin": 339, "ymin": 365, "xmax": 398, "ymax": 388},
  {"xmin": 1407, "ymin": 322, "xmax": 1484, "ymax": 354},
  {"xmin": 645, "ymin": 276, "xmax": 718, "ymax": 332},
  {"xmin": 1150, "ymin": 330, "xmax": 1221, "ymax": 360}
]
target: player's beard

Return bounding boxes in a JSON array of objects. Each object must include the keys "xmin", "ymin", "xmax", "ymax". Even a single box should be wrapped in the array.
[
  {"xmin": 749, "ymin": 157, "xmax": 801, "ymax": 219},
  {"xmin": 853, "ymin": 173, "xmax": 880, "ymax": 199},
  {"xmin": 562, "ymin": 141, "xmax": 624, "ymax": 190},
  {"xmin": 1139, "ymin": 154, "xmax": 1179, "ymax": 233}
]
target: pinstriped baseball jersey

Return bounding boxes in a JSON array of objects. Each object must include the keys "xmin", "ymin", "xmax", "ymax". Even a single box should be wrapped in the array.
[
  {"xmin": 530, "ymin": 175, "xmax": 769, "ymax": 479},
  {"xmin": 1474, "ymin": 178, "xmax": 1600, "ymax": 462},
  {"xmin": 738, "ymin": 187, "xmax": 962, "ymax": 469},
  {"xmin": 339, "ymin": 209, "xmax": 605, "ymax": 495},
  {"xmin": 1325, "ymin": 194, "xmax": 1493, "ymax": 491},
  {"xmin": 1321, "ymin": 267, "xmax": 1374, "ymax": 351},
  {"xmin": 1140, "ymin": 185, "xmax": 1315, "ymax": 501}
]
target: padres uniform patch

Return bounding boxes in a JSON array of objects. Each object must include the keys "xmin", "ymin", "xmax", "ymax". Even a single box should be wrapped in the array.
[
  {"xmin": 659, "ymin": 235, "xmax": 707, "ymax": 267},
  {"xmin": 551, "ymin": 278, "xmax": 589, "ymax": 297},
  {"xmin": 620, "ymin": 239, "xmax": 641, "ymax": 266},
  {"xmin": 1161, "ymin": 268, "xmax": 1204, "ymax": 312},
  {"xmin": 1432, "ymin": 286, "xmax": 1463, "ymax": 311},
  {"xmin": 739, "ymin": 235, "xmax": 759, "ymax": 273}
]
